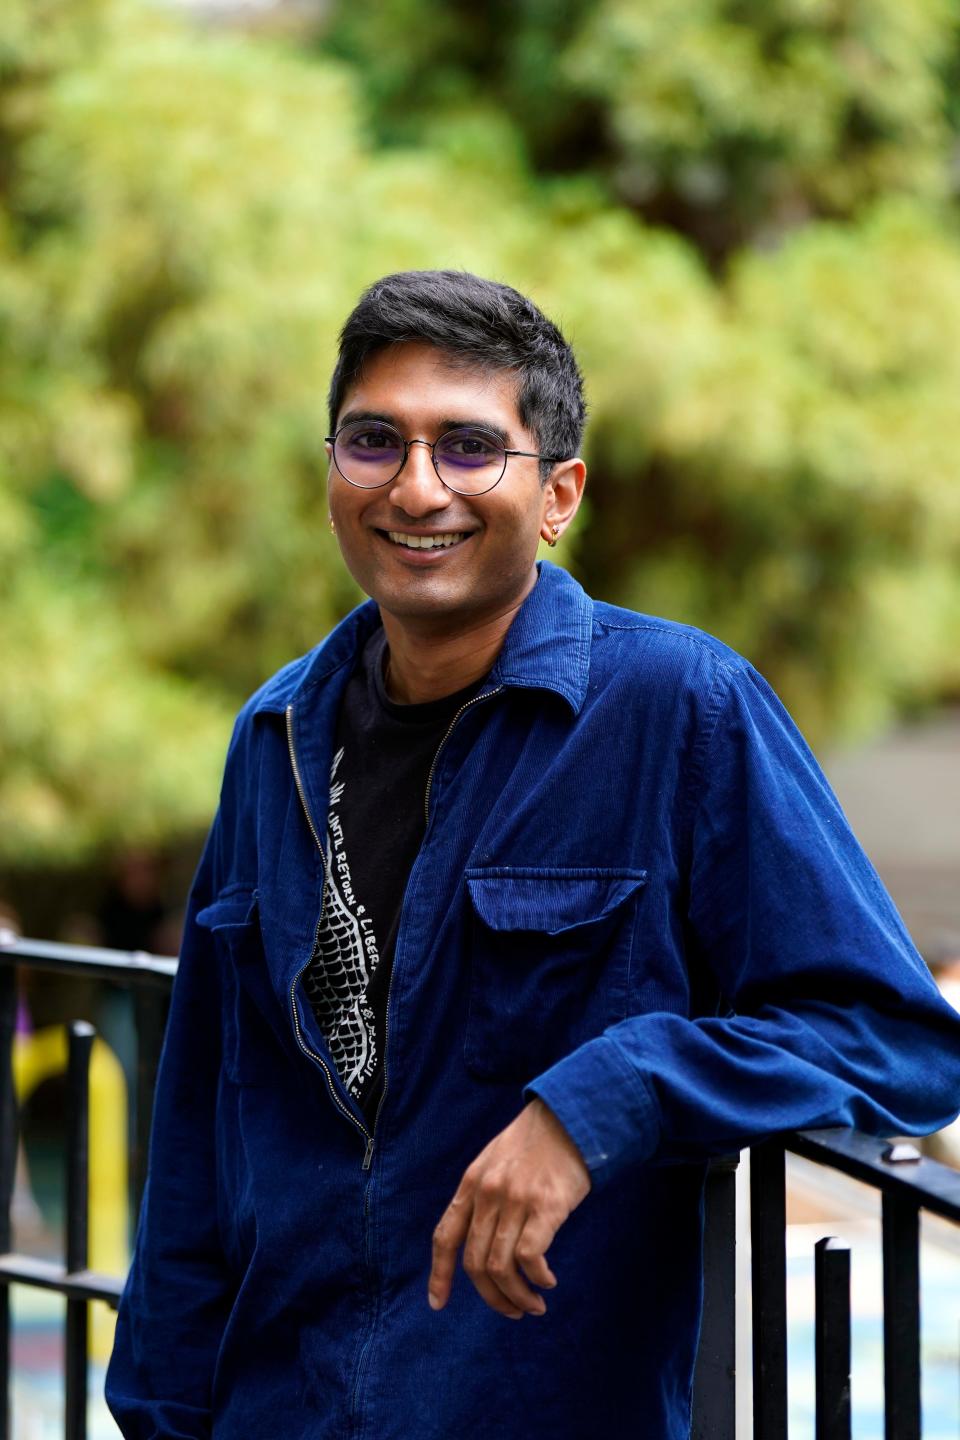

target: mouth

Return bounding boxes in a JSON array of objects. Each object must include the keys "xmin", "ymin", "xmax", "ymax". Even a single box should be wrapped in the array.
[{"xmin": 379, "ymin": 529, "xmax": 472, "ymax": 553}]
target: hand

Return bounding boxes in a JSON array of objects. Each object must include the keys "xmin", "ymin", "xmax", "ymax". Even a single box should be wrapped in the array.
[{"xmin": 428, "ymin": 1098, "xmax": 591, "ymax": 1319}]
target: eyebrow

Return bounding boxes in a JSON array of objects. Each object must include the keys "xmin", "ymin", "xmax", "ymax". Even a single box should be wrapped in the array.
[{"xmin": 336, "ymin": 409, "xmax": 513, "ymax": 447}]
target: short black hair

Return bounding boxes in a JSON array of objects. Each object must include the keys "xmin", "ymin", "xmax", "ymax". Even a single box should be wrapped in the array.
[{"xmin": 327, "ymin": 270, "xmax": 586, "ymax": 480}]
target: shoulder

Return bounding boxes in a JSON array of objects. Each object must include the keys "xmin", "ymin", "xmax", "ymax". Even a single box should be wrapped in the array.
[
  {"xmin": 585, "ymin": 594, "xmax": 809, "ymax": 768},
  {"xmin": 587, "ymin": 594, "xmax": 753, "ymax": 703}
]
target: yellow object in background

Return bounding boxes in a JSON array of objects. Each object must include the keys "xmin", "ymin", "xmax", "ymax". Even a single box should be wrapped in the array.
[{"xmin": 12, "ymin": 1028, "xmax": 128, "ymax": 1361}]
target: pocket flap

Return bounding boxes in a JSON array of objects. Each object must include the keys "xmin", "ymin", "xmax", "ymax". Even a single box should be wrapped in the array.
[
  {"xmin": 196, "ymin": 889, "xmax": 258, "ymax": 932},
  {"xmin": 465, "ymin": 867, "xmax": 647, "ymax": 936}
]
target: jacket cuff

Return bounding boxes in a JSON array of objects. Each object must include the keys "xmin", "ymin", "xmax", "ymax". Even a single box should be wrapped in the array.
[{"xmin": 524, "ymin": 1034, "xmax": 661, "ymax": 1189}]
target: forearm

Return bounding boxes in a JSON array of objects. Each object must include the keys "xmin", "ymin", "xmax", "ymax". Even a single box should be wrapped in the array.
[
  {"xmin": 526, "ymin": 659, "xmax": 960, "ymax": 1188},
  {"xmin": 527, "ymin": 987, "xmax": 960, "ymax": 1187}
]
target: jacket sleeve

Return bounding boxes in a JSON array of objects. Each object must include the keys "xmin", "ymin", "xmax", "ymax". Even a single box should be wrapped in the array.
[
  {"xmin": 527, "ymin": 661, "xmax": 960, "ymax": 1189},
  {"xmin": 105, "ymin": 817, "xmax": 234, "ymax": 1439}
]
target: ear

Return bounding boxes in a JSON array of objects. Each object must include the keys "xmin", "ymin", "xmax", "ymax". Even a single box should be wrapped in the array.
[{"xmin": 541, "ymin": 457, "xmax": 586, "ymax": 545}]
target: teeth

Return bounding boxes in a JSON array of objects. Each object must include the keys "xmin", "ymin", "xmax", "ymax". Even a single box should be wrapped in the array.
[{"xmin": 387, "ymin": 531, "xmax": 467, "ymax": 550}]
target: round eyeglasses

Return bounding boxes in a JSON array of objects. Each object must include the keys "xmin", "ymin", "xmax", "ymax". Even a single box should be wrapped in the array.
[{"xmin": 325, "ymin": 420, "xmax": 561, "ymax": 496}]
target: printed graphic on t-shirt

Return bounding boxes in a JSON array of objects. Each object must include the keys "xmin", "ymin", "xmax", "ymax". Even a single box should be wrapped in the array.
[{"xmin": 303, "ymin": 747, "xmax": 382, "ymax": 1099}]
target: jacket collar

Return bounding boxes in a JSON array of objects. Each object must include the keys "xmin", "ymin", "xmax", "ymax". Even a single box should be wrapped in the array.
[
  {"xmin": 487, "ymin": 561, "xmax": 592, "ymax": 713},
  {"xmin": 251, "ymin": 560, "xmax": 592, "ymax": 718}
]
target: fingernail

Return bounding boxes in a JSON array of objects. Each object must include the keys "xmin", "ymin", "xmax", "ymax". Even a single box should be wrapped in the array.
[{"xmin": 428, "ymin": 1293, "xmax": 441, "ymax": 1310}]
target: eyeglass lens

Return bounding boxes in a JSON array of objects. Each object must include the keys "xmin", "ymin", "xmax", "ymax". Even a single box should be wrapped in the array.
[{"xmin": 334, "ymin": 421, "xmax": 506, "ymax": 493}]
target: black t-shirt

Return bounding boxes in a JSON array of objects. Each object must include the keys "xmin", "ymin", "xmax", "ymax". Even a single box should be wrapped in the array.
[{"xmin": 302, "ymin": 629, "xmax": 482, "ymax": 1123}]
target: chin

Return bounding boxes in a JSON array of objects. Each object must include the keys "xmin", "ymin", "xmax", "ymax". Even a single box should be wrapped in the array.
[{"xmin": 376, "ymin": 588, "xmax": 473, "ymax": 622}]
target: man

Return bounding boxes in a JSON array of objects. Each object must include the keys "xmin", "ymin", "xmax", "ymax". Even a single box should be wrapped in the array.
[{"xmin": 107, "ymin": 270, "xmax": 960, "ymax": 1439}]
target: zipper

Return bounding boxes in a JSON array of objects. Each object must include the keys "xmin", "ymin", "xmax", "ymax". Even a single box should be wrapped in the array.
[
  {"xmin": 349, "ymin": 686, "xmax": 503, "ymax": 1436},
  {"xmin": 423, "ymin": 686, "xmax": 504, "ymax": 826},
  {"xmin": 350, "ymin": 1155, "xmax": 380, "ymax": 1432},
  {"xmin": 288, "ymin": 700, "xmax": 382, "ymax": 1438},
  {"xmin": 286, "ymin": 684, "xmax": 504, "ymax": 1169},
  {"xmin": 285, "ymin": 704, "xmax": 373, "ymax": 1158}
]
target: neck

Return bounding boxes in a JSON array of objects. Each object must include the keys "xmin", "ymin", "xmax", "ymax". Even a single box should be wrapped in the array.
[{"xmin": 380, "ymin": 582, "xmax": 535, "ymax": 705}]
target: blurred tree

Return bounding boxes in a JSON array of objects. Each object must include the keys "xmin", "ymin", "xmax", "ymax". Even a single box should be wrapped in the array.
[
  {"xmin": 1, "ymin": 0, "xmax": 362, "ymax": 860},
  {"xmin": 319, "ymin": 0, "xmax": 960, "ymax": 737},
  {"xmin": 2, "ymin": 0, "xmax": 960, "ymax": 868},
  {"xmin": 564, "ymin": 201, "xmax": 960, "ymax": 739},
  {"xmin": 321, "ymin": 0, "xmax": 960, "ymax": 262}
]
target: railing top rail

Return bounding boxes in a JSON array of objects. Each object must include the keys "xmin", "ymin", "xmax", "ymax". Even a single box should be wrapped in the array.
[
  {"xmin": 787, "ymin": 1127, "xmax": 960, "ymax": 1225},
  {"xmin": 0, "ymin": 931, "xmax": 177, "ymax": 985}
]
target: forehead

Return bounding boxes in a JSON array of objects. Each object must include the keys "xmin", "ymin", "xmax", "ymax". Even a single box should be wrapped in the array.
[{"xmin": 337, "ymin": 341, "xmax": 526, "ymax": 436}]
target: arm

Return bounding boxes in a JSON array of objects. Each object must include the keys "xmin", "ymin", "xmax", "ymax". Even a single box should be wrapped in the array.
[
  {"xmin": 528, "ymin": 662, "xmax": 960, "ymax": 1185},
  {"xmin": 433, "ymin": 662, "xmax": 960, "ymax": 1315},
  {"xmin": 106, "ymin": 822, "xmax": 235, "ymax": 1439}
]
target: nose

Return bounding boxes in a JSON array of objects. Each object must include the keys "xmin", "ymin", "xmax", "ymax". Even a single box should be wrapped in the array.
[{"xmin": 387, "ymin": 440, "xmax": 452, "ymax": 517}]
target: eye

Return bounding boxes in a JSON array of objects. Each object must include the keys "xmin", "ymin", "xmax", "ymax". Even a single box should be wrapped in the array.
[
  {"xmin": 437, "ymin": 429, "xmax": 503, "ymax": 464},
  {"xmin": 346, "ymin": 425, "xmax": 397, "ymax": 451}
]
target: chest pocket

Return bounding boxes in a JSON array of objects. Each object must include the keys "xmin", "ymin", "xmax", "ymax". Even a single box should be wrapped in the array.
[
  {"xmin": 196, "ymin": 889, "xmax": 284, "ymax": 1087},
  {"xmin": 463, "ymin": 867, "xmax": 647, "ymax": 1083}
]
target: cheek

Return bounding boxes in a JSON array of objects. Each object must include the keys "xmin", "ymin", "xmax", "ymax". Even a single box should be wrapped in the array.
[
  {"xmin": 329, "ymin": 485, "xmax": 364, "ymax": 531},
  {"xmin": 495, "ymin": 497, "xmax": 546, "ymax": 550}
]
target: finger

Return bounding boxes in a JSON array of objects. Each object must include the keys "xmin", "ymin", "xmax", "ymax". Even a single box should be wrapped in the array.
[
  {"xmin": 461, "ymin": 1193, "xmax": 527, "ymax": 1318},
  {"xmin": 515, "ymin": 1212, "xmax": 561, "ymax": 1292},
  {"xmin": 429, "ymin": 1192, "xmax": 473, "ymax": 1311},
  {"xmin": 486, "ymin": 1208, "xmax": 548, "ymax": 1315},
  {"xmin": 467, "ymin": 1270, "xmax": 526, "ymax": 1320},
  {"xmin": 460, "ymin": 1186, "xmax": 529, "ymax": 1319}
]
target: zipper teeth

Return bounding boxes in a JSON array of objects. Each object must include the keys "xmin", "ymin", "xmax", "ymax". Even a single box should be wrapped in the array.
[
  {"xmin": 369, "ymin": 964, "xmax": 396, "ymax": 1141},
  {"xmin": 351, "ymin": 1178, "xmax": 378, "ymax": 1417},
  {"xmin": 353, "ymin": 684, "xmax": 504, "ymax": 1413},
  {"xmin": 285, "ymin": 703, "xmax": 325, "ymax": 853},
  {"xmin": 286, "ymin": 704, "xmax": 371, "ymax": 1145},
  {"xmin": 286, "ymin": 685, "xmax": 503, "ymax": 1150},
  {"xmin": 423, "ymin": 686, "xmax": 504, "ymax": 826}
]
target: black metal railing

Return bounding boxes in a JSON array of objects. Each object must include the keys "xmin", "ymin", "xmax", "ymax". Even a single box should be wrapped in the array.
[
  {"xmin": 1, "ymin": 933, "xmax": 958, "ymax": 1439},
  {"xmin": 690, "ymin": 1130, "xmax": 960, "ymax": 1439},
  {"xmin": 0, "ymin": 934, "xmax": 174, "ymax": 1440},
  {"xmin": 747, "ymin": 1131, "xmax": 960, "ymax": 1440}
]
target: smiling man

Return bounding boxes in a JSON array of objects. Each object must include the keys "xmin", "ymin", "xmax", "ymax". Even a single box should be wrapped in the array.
[{"xmin": 107, "ymin": 271, "xmax": 960, "ymax": 1440}]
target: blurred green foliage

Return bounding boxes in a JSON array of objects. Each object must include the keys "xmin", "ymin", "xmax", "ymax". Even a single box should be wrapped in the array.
[
  {"xmin": 323, "ymin": 0, "xmax": 960, "ymax": 258},
  {"xmin": 2, "ymin": 0, "xmax": 959, "ymax": 864}
]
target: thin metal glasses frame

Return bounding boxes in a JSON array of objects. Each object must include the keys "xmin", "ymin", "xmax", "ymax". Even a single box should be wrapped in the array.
[{"xmin": 325, "ymin": 422, "xmax": 562, "ymax": 496}]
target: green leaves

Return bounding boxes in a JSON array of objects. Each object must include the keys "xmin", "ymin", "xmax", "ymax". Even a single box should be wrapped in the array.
[{"xmin": 3, "ymin": 0, "xmax": 960, "ymax": 863}]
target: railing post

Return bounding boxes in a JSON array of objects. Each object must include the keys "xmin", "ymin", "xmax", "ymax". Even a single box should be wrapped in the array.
[
  {"xmin": 131, "ymin": 989, "xmax": 167, "ymax": 1224},
  {"xmin": 65, "ymin": 1021, "xmax": 94, "ymax": 1440},
  {"xmin": 815, "ymin": 1237, "xmax": 851, "ymax": 1440},
  {"xmin": 0, "ymin": 970, "xmax": 16, "ymax": 1440},
  {"xmin": 691, "ymin": 1153, "xmax": 739, "ymax": 1440},
  {"xmin": 882, "ymin": 1190, "xmax": 921, "ymax": 1440},
  {"xmin": 751, "ymin": 1138, "xmax": 787, "ymax": 1440}
]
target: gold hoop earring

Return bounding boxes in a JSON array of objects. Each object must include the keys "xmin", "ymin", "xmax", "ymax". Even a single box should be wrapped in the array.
[
  {"xmin": 547, "ymin": 524, "xmax": 559, "ymax": 548},
  {"xmin": 329, "ymin": 516, "xmax": 336, "ymax": 535}
]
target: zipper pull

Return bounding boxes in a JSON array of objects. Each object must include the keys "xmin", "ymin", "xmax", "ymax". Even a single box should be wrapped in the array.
[{"xmin": 362, "ymin": 1136, "xmax": 375, "ymax": 1171}]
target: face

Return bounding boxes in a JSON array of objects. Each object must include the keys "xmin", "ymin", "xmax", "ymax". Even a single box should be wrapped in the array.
[{"xmin": 326, "ymin": 341, "xmax": 583, "ymax": 635}]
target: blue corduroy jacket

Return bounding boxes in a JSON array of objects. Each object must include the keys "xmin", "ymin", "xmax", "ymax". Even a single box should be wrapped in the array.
[{"xmin": 107, "ymin": 562, "xmax": 960, "ymax": 1439}]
